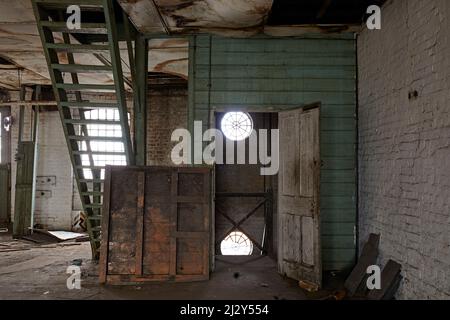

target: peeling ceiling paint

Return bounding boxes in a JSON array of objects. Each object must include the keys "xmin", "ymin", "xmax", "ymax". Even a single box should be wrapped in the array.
[
  {"xmin": 148, "ymin": 39, "xmax": 189, "ymax": 79},
  {"xmin": 119, "ymin": 0, "xmax": 274, "ymax": 35},
  {"xmin": 0, "ymin": 0, "xmax": 360, "ymax": 90},
  {"xmin": 157, "ymin": 0, "xmax": 273, "ymax": 29},
  {"xmin": 0, "ymin": 0, "xmax": 188, "ymax": 90}
]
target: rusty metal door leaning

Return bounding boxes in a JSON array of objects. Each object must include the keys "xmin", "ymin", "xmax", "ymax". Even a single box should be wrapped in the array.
[
  {"xmin": 99, "ymin": 166, "xmax": 211, "ymax": 284},
  {"xmin": 278, "ymin": 103, "xmax": 322, "ymax": 288}
]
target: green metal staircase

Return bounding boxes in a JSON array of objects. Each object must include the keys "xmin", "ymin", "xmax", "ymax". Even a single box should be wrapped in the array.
[{"xmin": 32, "ymin": 0, "xmax": 135, "ymax": 259}]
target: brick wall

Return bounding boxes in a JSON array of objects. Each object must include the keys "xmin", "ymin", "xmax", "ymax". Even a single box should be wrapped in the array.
[
  {"xmin": 146, "ymin": 88, "xmax": 188, "ymax": 166},
  {"xmin": 358, "ymin": 0, "xmax": 450, "ymax": 299}
]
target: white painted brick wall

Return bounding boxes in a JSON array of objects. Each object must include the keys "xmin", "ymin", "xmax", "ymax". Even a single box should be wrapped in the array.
[
  {"xmin": 9, "ymin": 91, "xmax": 133, "ymax": 230},
  {"xmin": 358, "ymin": 0, "xmax": 450, "ymax": 299},
  {"xmin": 34, "ymin": 111, "xmax": 73, "ymax": 230},
  {"xmin": 9, "ymin": 91, "xmax": 73, "ymax": 230}
]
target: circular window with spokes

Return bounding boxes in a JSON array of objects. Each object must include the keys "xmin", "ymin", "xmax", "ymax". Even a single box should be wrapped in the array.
[
  {"xmin": 220, "ymin": 112, "xmax": 253, "ymax": 141},
  {"xmin": 220, "ymin": 231, "xmax": 253, "ymax": 256}
]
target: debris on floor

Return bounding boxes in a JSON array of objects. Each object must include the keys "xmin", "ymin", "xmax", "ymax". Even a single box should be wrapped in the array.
[
  {"xmin": 0, "ymin": 243, "xmax": 307, "ymax": 300},
  {"xmin": 343, "ymin": 234, "xmax": 403, "ymax": 300},
  {"xmin": 0, "ymin": 240, "xmax": 32, "ymax": 253},
  {"xmin": 35, "ymin": 229, "xmax": 86, "ymax": 242},
  {"xmin": 22, "ymin": 229, "xmax": 87, "ymax": 245},
  {"xmin": 367, "ymin": 260, "xmax": 402, "ymax": 300},
  {"xmin": 318, "ymin": 290, "xmax": 347, "ymax": 301},
  {"xmin": 299, "ymin": 280, "xmax": 319, "ymax": 292},
  {"xmin": 344, "ymin": 233, "xmax": 380, "ymax": 297}
]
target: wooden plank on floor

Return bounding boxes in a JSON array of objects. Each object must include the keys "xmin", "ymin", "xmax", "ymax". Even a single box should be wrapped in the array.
[
  {"xmin": 344, "ymin": 233, "xmax": 380, "ymax": 296},
  {"xmin": 367, "ymin": 260, "xmax": 402, "ymax": 300}
]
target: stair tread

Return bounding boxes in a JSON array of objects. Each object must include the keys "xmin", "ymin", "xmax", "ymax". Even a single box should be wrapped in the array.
[
  {"xmin": 60, "ymin": 101, "xmax": 119, "ymax": 109},
  {"xmin": 46, "ymin": 43, "xmax": 110, "ymax": 53},
  {"xmin": 40, "ymin": 21, "xmax": 107, "ymax": 34},
  {"xmin": 76, "ymin": 165, "xmax": 111, "ymax": 168},
  {"xmin": 52, "ymin": 64, "xmax": 113, "ymax": 73},
  {"xmin": 73, "ymin": 151, "xmax": 126, "ymax": 155},
  {"xmin": 68, "ymin": 135, "xmax": 124, "ymax": 141},
  {"xmin": 36, "ymin": 0, "xmax": 103, "ymax": 5},
  {"xmin": 64, "ymin": 119, "xmax": 121, "ymax": 125},
  {"xmin": 56, "ymin": 83, "xmax": 116, "ymax": 91},
  {"xmin": 34, "ymin": 0, "xmax": 132, "ymax": 261}
]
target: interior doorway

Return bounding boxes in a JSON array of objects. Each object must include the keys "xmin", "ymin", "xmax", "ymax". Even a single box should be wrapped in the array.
[{"xmin": 214, "ymin": 112, "xmax": 278, "ymax": 259}]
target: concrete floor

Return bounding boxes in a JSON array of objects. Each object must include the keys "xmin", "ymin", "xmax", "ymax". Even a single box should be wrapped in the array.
[{"xmin": 0, "ymin": 233, "xmax": 308, "ymax": 300}]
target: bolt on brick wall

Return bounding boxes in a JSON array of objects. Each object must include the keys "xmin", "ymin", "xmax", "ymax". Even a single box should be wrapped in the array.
[
  {"xmin": 146, "ymin": 88, "xmax": 188, "ymax": 166},
  {"xmin": 358, "ymin": 0, "xmax": 450, "ymax": 299}
]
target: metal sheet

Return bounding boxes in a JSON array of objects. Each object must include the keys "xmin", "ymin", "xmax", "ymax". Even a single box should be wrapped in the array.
[{"xmin": 100, "ymin": 166, "xmax": 211, "ymax": 284}]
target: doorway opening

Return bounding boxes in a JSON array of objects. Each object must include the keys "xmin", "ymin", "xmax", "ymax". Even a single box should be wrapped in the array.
[{"xmin": 215, "ymin": 111, "xmax": 278, "ymax": 259}]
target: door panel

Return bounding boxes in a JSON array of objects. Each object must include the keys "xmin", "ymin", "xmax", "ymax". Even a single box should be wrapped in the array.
[{"xmin": 278, "ymin": 104, "xmax": 321, "ymax": 287}]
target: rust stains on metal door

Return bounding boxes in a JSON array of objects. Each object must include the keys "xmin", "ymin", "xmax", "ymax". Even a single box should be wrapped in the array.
[{"xmin": 99, "ymin": 166, "xmax": 211, "ymax": 284}]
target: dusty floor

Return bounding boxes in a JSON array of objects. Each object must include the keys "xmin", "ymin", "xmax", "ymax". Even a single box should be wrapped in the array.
[{"xmin": 0, "ymin": 233, "xmax": 308, "ymax": 300}]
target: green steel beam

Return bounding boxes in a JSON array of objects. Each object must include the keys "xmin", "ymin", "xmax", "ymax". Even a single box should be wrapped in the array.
[
  {"xmin": 134, "ymin": 35, "xmax": 148, "ymax": 166},
  {"xmin": 103, "ymin": 0, "xmax": 134, "ymax": 165}
]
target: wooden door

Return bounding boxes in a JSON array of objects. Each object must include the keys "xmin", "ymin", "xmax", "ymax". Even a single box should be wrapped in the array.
[
  {"xmin": 0, "ymin": 164, "xmax": 10, "ymax": 227},
  {"xmin": 278, "ymin": 103, "xmax": 321, "ymax": 287},
  {"xmin": 100, "ymin": 166, "xmax": 211, "ymax": 284},
  {"xmin": 13, "ymin": 142, "xmax": 35, "ymax": 238}
]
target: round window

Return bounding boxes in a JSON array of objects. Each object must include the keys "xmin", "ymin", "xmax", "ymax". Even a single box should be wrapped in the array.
[
  {"xmin": 220, "ymin": 112, "xmax": 253, "ymax": 141},
  {"xmin": 220, "ymin": 231, "xmax": 253, "ymax": 256}
]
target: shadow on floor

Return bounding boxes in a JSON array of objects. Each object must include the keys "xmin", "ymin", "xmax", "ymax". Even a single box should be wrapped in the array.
[{"xmin": 0, "ymin": 236, "xmax": 310, "ymax": 300}]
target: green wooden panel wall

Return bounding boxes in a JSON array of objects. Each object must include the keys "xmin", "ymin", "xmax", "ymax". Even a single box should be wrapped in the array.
[{"xmin": 189, "ymin": 35, "xmax": 357, "ymax": 271}]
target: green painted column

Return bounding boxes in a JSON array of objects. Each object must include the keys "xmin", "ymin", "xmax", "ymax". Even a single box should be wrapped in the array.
[{"xmin": 134, "ymin": 35, "xmax": 148, "ymax": 166}]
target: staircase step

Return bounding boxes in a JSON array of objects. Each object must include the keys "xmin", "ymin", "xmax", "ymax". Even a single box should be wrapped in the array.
[
  {"xmin": 68, "ymin": 135, "xmax": 124, "ymax": 142},
  {"xmin": 40, "ymin": 21, "xmax": 107, "ymax": 34},
  {"xmin": 76, "ymin": 165, "xmax": 115, "ymax": 170},
  {"xmin": 52, "ymin": 64, "xmax": 113, "ymax": 73},
  {"xmin": 60, "ymin": 101, "xmax": 118, "ymax": 109},
  {"xmin": 56, "ymin": 83, "xmax": 116, "ymax": 91},
  {"xmin": 81, "ymin": 191, "xmax": 104, "ymax": 196},
  {"xmin": 79, "ymin": 179, "xmax": 104, "ymax": 183},
  {"xmin": 46, "ymin": 43, "xmax": 110, "ymax": 53},
  {"xmin": 85, "ymin": 204, "xmax": 103, "ymax": 209},
  {"xmin": 33, "ymin": 0, "xmax": 134, "ymax": 261},
  {"xmin": 64, "ymin": 119, "xmax": 121, "ymax": 125},
  {"xmin": 74, "ymin": 151, "xmax": 126, "ymax": 156},
  {"xmin": 35, "ymin": 0, "xmax": 103, "ymax": 5}
]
